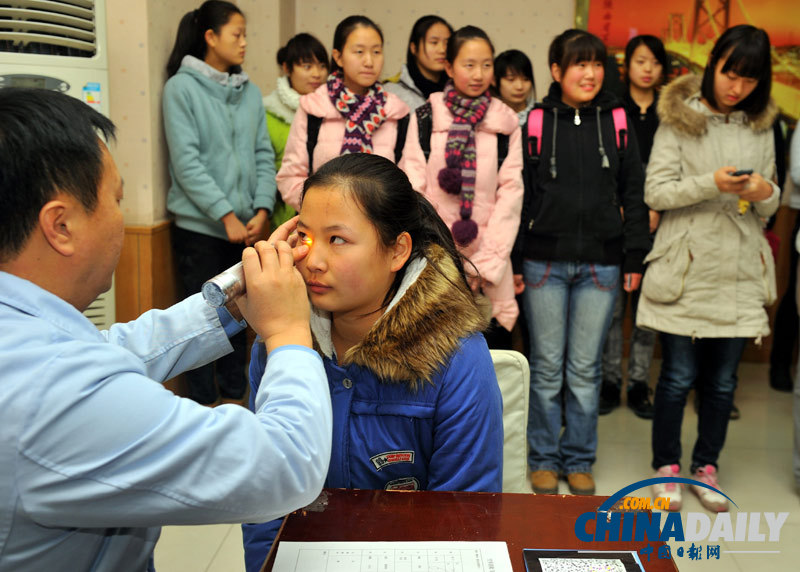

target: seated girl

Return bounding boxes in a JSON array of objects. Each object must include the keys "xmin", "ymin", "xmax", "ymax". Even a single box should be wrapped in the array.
[{"xmin": 241, "ymin": 153, "xmax": 503, "ymax": 572}]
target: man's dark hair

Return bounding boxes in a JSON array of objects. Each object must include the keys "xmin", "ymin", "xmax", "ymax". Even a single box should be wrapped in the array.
[{"xmin": 0, "ymin": 88, "xmax": 116, "ymax": 261}]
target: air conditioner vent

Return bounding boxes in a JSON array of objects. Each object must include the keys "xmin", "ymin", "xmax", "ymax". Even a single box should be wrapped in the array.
[{"xmin": 0, "ymin": 1, "xmax": 97, "ymax": 58}]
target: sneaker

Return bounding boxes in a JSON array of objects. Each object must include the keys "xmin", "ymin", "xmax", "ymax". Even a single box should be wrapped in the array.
[
  {"xmin": 599, "ymin": 379, "xmax": 621, "ymax": 415},
  {"xmin": 627, "ymin": 381, "xmax": 654, "ymax": 419},
  {"xmin": 531, "ymin": 470, "xmax": 558, "ymax": 494},
  {"xmin": 690, "ymin": 465, "xmax": 729, "ymax": 512},
  {"xmin": 567, "ymin": 472, "xmax": 595, "ymax": 495},
  {"xmin": 652, "ymin": 464, "xmax": 682, "ymax": 511}
]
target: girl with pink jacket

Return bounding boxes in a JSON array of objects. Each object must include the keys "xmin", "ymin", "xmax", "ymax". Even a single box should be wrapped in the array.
[
  {"xmin": 276, "ymin": 15, "xmax": 410, "ymax": 210},
  {"xmin": 400, "ymin": 26, "xmax": 523, "ymax": 343}
]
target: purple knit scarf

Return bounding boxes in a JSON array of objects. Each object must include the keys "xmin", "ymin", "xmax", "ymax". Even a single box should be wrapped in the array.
[
  {"xmin": 327, "ymin": 71, "xmax": 387, "ymax": 155},
  {"xmin": 439, "ymin": 81, "xmax": 491, "ymax": 246}
]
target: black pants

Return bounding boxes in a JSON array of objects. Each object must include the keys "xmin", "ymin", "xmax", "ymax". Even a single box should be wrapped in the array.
[
  {"xmin": 770, "ymin": 216, "xmax": 800, "ymax": 372},
  {"xmin": 172, "ymin": 227, "xmax": 248, "ymax": 404}
]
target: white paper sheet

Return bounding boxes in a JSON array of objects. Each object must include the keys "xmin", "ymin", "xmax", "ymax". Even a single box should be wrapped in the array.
[{"xmin": 271, "ymin": 541, "xmax": 513, "ymax": 572}]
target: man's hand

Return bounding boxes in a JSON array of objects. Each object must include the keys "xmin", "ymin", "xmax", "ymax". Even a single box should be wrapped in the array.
[
  {"xmin": 246, "ymin": 209, "xmax": 271, "ymax": 246},
  {"xmin": 235, "ymin": 240, "xmax": 312, "ymax": 352}
]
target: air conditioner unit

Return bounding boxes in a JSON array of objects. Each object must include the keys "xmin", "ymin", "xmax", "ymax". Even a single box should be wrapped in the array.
[{"xmin": 1, "ymin": 0, "xmax": 114, "ymax": 329}]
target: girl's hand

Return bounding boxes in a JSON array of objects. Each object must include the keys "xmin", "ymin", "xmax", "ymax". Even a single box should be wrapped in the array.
[
  {"xmin": 235, "ymin": 240, "xmax": 312, "ymax": 352},
  {"xmin": 649, "ymin": 210, "xmax": 661, "ymax": 234},
  {"xmin": 714, "ymin": 166, "xmax": 750, "ymax": 194},
  {"xmin": 513, "ymin": 274, "xmax": 525, "ymax": 295},
  {"xmin": 222, "ymin": 212, "xmax": 248, "ymax": 244},
  {"xmin": 245, "ymin": 209, "xmax": 271, "ymax": 246},
  {"xmin": 624, "ymin": 273, "xmax": 642, "ymax": 293},
  {"xmin": 737, "ymin": 173, "xmax": 773, "ymax": 203}
]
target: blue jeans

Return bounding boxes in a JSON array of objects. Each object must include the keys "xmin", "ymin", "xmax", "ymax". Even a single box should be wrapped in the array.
[
  {"xmin": 652, "ymin": 334, "xmax": 747, "ymax": 472},
  {"xmin": 523, "ymin": 260, "xmax": 619, "ymax": 474}
]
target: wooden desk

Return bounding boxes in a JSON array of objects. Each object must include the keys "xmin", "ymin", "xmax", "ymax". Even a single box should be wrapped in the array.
[{"xmin": 261, "ymin": 489, "xmax": 678, "ymax": 571}]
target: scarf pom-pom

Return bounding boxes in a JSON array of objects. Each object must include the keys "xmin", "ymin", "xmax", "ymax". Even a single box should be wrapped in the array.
[
  {"xmin": 452, "ymin": 218, "xmax": 478, "ymax": 246},
  {"xmin": 438, "ymin": 167, "xmax": 462, "ymax": 195}
]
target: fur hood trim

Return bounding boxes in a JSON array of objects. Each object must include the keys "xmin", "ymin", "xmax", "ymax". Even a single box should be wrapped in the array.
[
  {"xmin": 310, "ymin": 244, "xmax": 488, "ymax": 389},
  {"xmin": 658, "ymin": 74, "xmax": 778, "ymax": 137}
]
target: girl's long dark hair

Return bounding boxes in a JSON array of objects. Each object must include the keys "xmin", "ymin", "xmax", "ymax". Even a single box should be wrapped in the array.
[
  {"xmin": 300, "ymin": 154, "xmax": 470, "ymax": 306},
  {"xmin": 701, "ymin": 24, "xmax": 772, "ymax": 115},
  {"xmin": 330, "ymin": 15, "xmax": 383, "ymax": 75},
  {"xmin": 406, "ymin": 15, "xmax": 453, "ymax": 65},
  {"xmin": 166, "ymin": 1, "xmax": 243, "ymax": 78}
]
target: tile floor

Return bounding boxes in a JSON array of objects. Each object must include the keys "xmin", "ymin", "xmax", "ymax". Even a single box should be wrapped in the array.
[{"xmin": 153, "ymin": 360, "xmax": 798, "ymax": 571}]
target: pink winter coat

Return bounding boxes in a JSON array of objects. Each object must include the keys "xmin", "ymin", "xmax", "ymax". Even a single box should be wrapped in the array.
[
  {"xmin": 276, "ymin": 84, "xmax": 410, "ymax": 210},
  {"xmin": 400, "ymin": 94, "xmax": 523, "ymax": 331}
]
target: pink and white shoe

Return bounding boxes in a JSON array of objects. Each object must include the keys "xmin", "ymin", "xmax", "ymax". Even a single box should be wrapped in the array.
[
  {"xmin": 652, "ymin": 464, "xmax": 682, "ymax": 511},
  {"xmin": 691, "ymin": 465, "xmax": 729, "ymax": 512}
]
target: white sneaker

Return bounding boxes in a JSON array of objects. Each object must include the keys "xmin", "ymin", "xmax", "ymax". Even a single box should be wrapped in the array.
[
  {"xmin": 652, "ymin": 464, "xmax": 682, "ymax": 511},
  {"xmin": 691, "ymin": 465, "xmax": 729, "ymax": 512}
]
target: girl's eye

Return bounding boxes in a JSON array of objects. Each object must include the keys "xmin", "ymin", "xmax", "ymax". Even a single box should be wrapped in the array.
[{"xmin": 330, "ymin": 236, "xmax": 346, "ymax": 245}]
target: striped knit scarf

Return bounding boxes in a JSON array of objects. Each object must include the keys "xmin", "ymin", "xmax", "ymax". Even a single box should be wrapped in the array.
[
  {"xmin": 439, "ymin": 81, "xmax": 490, "ymax": 246},
  {"xmin": 327, "ymin": 71, "xmax": 387, "ymax": 155}
]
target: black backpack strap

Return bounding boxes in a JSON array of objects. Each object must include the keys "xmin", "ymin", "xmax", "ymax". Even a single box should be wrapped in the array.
[
  {"xmin": 306, "ymin": 114, "xmax": 323, "ymax": 175},
  {"xmin": 415, "ymin": 102, "xmax": 433, "ymax": 161},
  {"xmin": 394, "ymin": 113, "xmax": 410, "ymax": 163},
  {"xmin": 496, "ymin": 133, "xmax": 509, "ymax": 169}
]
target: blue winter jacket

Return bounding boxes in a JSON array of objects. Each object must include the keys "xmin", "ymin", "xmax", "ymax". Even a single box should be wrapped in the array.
[
  {"xmin": 241, "ymin": 246, "xmax": 504, "ymax": 572},
  {"xmin": 163, "ymin": 56, "xmax": 276, "ymax": 240}
]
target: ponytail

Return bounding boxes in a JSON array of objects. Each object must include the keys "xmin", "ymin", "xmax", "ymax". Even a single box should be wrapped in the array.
[{"xmin": 166, "ymin": 1, "xmax": 243, "ymax": 78}]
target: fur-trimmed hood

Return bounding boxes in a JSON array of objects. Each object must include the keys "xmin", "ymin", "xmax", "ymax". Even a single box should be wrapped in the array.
[
  {"xmin": 657, "ymin": 74, "xmax": 778, "ymax": 137},
  {"xmin": 309, "ymin": 244, "xmax": 488, "ymax": 389}
]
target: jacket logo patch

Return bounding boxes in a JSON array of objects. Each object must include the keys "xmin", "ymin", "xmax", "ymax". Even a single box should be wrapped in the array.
[
  {"xmin": 370, "ymin": 450, "xmax": 415, "ymax": 471},
  {"xmin": 384, "ymin": 477, "xmax": 420, "ymax": 491}
]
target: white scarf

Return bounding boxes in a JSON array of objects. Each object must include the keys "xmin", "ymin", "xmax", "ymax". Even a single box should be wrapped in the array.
[{"xmin": 263, "ymin": 76, "xmax": 300, "ymax": 124}]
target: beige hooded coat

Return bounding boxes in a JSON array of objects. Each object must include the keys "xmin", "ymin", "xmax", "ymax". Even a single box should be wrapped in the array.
[{"xmin": 636, "ymin": 74, "xmax": 779, "ymax": 339}]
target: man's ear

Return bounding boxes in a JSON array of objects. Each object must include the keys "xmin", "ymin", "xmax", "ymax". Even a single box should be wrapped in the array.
[
  {"xmin": 39, "ymin": 197, "xmax": 77, "ymax": 256},
  {"xmin": 390, "ymin": 232, "xmax": 412, "ymax": 272}
]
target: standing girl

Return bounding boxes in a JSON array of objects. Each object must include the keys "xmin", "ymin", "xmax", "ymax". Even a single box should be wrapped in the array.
[
  {"xmin": 276, "ymin": 15, "xmax": 410, "ymax": 210},
  {"xmin": 518, "ymin": 29, "xmax": 650, "ymax": 495},
  {"xmin": 384, "ymin": 15, "xmax": 453, "ymax": 110},
  {"xmin": 493, "ymin": 49, "xmax": 537, "ymax": 126},
  {"xmin": 599, "ymin": 35, "xmax": 669, "ymax": 419},
  {"xmin": 401, "ymin": 26, "xmax": 524, "ymax": 347},
  {"xmin": 242, "ymin": 154, "xmax": 503, "ymax": 571},
  {"xmin": 163, "ymin": 0, "xmax": 276, "ymax": 405},
  {"xmin": 262, "ymin": 33, "xmax": 328, "ymax": 227},
  {"xmin": 638, "ymin": 25, "xmax": 778, "ymax": 512}
]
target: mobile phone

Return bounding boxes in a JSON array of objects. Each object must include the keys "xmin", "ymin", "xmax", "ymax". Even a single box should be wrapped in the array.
[{"xmin": 729, "ymin": 169, "xmax": 753, "ymax": 176}]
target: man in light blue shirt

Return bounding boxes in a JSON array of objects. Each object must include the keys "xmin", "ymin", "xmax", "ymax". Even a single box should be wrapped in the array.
[{"xmin": 0, "ymin": 88, "xmax": 332, "ymax": 571}]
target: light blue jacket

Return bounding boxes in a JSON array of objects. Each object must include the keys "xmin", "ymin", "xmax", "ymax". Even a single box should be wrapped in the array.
[
  {"xmin": 164, "ymin": 56, "xmax": 276, "ymax": 240},
  {"xmin": 0, "ymin": 272, "xmax": 331, "ymax": 572}
]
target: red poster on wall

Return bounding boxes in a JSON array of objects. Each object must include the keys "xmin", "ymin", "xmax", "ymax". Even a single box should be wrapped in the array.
[{"xmin": 580, "ymin": 0, "xmax": 800, "ymax": 121}]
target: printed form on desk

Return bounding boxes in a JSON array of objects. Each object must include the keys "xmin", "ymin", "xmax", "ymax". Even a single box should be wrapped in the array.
[{"xmin": 272, "ymin": 541, "xmax": 513, "ymax": 572}]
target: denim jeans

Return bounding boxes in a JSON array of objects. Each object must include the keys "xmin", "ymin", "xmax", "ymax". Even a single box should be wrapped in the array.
[
  {"xmin": 652, "ymin": 333, "xmax": 747, "ymax": 472},
  {"xmin": 523, "ymin": 260, "xmax": 619, "ymax": 474},
  {"xmin": 602, "ymin": 284, "xmax": 656, "ymax": 386}
]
